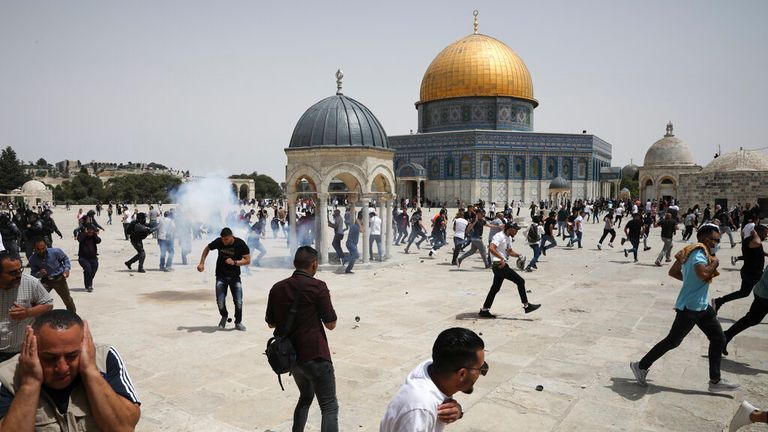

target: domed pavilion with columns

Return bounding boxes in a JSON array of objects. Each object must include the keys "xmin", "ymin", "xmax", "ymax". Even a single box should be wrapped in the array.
[
  {"xmin": 284, "ymin": 70, "xmax": 396, "ymax": 265},
  {"xmin": 638, "ymin": 122, "xmax": 702, "ymax": 204},
  {"xmin": 388, "ymin": 11, "xmax": 614, "ymax": 206}
]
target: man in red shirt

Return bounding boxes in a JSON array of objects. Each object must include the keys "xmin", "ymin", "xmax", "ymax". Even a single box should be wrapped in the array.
[{"xmin": 266, "ymin": 246, "xmax": 338, "ymax": 431}]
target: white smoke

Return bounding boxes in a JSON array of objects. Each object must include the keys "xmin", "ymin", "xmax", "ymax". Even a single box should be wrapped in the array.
[{"xmin": 169, "ymin": 176, "xmax": 246, "ymax": 238}]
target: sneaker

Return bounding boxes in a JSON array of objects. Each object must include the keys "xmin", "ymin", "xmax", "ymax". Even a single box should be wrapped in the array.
[
  {"xmin": 542, "ymin": 248, "xmax": 546, "ymax": 256},
  {"xmin": 597, "ymin": 244, "xmax": 602, "ymax": 250},
  {"xmin": 729, "ymin": 400, "xmax": 758, "ymax": 432},
  {"xmin": 138, "ymin": 268, "xmax": 146, "ymax": 273},
  {"xmin": 124, "ymin": 261, "xmax": 132, "ymax": 270},
  {"xmin": 404, "ymin": 248, "xmax": 410, "ymax": 254},
  {"xmin": 630, "ymin": 361, "xmax": 648, "ymax": 387},
  {"xmin": 478, "ymin": 309, "xmax": 496, "ymax": 318},
  {"xmin": 524, "ymin": 303, "xmax": 541, "ymax": 314},
  {"xmin": 709, "ymin": 379, "xmax": 740, "ymax": 393},
  {"xmin": 218, "ymin": 316, "xmax": 227, "ymax": 329},
  {"xmin": 655, "ymin": 261, "xmax": 662, "ymax": 267},
  {"xmin": 621, "ymin": 238, "xmax": 626, "ymax": 245},
  {"xmin": 634, "ymin": 259, "xmax": 638, "ymax": 263},
  {"xmin": 525, "ymin": 267, "xmax": 533, "ymax": 272},
  {"xmin": 730, "ymin": 256, "xmax": 737, "ymax": 266},
  {"xmin": 428, "ymin": 250, "xmax": 434, "ymax": 257},
  {"xmin": 644, "ymin": 247, "xmax": 652, "ymax": 251},
  {"xmin": 624, "ymin": 250, "xmax": 628, "ymax": 258},
  {"xmin": 86, "ymin": 286, "xmax": 93, "ymax": 293},
  {"xmin": 235, "ymin": 323, "xmax": 246, "ymax": 331},
  {"xmin": 457, "ymin": 258, "xmax": 463, "ymax": 268},
  {"xmin": 665, "ymin": 258, "xmax": 671, "ymax": 262},
  {"xmin": 608, "ymin": 243, "xmax": 614, "ymax": 248}
]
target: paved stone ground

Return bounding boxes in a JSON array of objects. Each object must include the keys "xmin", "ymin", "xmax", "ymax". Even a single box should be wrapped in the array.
[{"xmin": 30, "ymin": 207, "xmax": 767, "ymax": 431}]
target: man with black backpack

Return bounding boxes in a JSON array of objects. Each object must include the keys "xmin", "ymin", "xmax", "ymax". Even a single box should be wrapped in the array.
[
  {"xmin": 265, "ymin": 246, "xmax": 338, "ymax": 431},
  {"xmin": 124, "ymin": 212, "xmax": 156, "ymax": 273}
]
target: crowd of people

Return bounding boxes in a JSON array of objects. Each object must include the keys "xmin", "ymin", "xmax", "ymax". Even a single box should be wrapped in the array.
[{"xmin": 0, "ymin": 194, "xmax": 766, "ymax": 431}]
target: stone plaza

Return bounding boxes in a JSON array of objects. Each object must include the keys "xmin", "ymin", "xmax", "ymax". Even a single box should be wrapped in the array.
[{"xmin": 37, "ymin": 206, "xmax": 768, "ymax": 431}]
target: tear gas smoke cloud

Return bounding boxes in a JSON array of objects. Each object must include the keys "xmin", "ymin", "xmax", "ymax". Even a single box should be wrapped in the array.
[{"xmin": 170, "ymin": 176, "xmax": 246, "ymax": 238}]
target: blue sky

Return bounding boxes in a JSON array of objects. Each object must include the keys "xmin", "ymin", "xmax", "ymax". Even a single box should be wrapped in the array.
[{"xmin": 1, "ymin": 0, "xmax": 766, "ymax": 180}]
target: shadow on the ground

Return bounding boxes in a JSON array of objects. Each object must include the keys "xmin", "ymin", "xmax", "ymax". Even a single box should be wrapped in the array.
[
  {"xmin": 608, "ymin": 260, "xmax": 632, "ymax": 264},
  {"xmin": 699, "ymin": 356, "xmax": 768, "ymax": 375},
  {"xmin": 608, "ymin": 377, "xmax": 733, "ymax": 401},
  {"xmin": 454, "ymin": 312, "xmax": 533, "ymax": 322},
  {"xmin": 141, "ymin": 289, "xmax": 210, "ymax": 302},
  {"xmin": 176, "ymin": 325, "xmax": 224, "ymax": 333}
]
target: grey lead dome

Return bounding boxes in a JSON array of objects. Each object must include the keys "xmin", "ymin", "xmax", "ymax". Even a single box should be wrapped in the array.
[{"xmin": 289, "ymin": 94, "xmax": 389, "ymax": 149}]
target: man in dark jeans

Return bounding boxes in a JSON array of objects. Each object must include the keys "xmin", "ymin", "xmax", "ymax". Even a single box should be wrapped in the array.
[
  {"xmin": 622, "ymin": 213, "xmax": 643, "ymax": 263},
  {"xmin": 540, "ymin": 211, "xmax": 557, "ymax": 256},
  {"xmin": 197, "ymin": 227, "xmax": 251, "ymax": 331},
  {"xmin": 631, "ymin": 225, "xmax": 739, "ymax": 392},
  {"xmin": 478, "ymin": 222, "xmax": 540, "ymax": 318},
  {"xmin": 328, "ymin": 209, "xmax": 346, "ymax": 264},
  {"xmin": 266, "ymin": 246, "xmax": 338, "ymax": 432}
]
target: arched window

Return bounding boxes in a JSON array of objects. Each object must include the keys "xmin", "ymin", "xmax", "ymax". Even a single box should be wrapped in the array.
[
  {"xmin": 445, "ymin": 157, "xmax": 455, "ymax": 178},
  {"xmin": 513, "ymin": 157, "xmax": 525, "ymax": 179},
  {"xmin": 498, "ymin": 157, "xmax": 508, "ymax": 179},
  {"xmin": 460, "ymin": 156, "xmax": 471, "ymax": 178},
  {"xmin": 429, "ymin": 158, "xmax": 440, "ymax": 179},
  {"xmin": 480, "ymin": 156, "xmax": 492, "ymax": 178},
  {"xmin": 531, "ymin": 158, "xmax": 541, "ymax": 179}
]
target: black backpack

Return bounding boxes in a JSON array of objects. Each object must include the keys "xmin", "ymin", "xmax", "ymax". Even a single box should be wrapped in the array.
[
  {"xmin": 265, "ymin": 277, "xmax": 305, "ymax": 390},
  {"xmin": 527, "ymin": 224, "xmax": 540, "ymax": 243}
]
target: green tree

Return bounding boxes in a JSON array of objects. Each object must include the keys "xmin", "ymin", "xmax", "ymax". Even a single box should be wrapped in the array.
[
  {"xmin": 0, "ymin": 146, "xmax": 31, "ymax": 193},
  {"xmin": 35, "ymin": 158, "xmax": 48, "ymax": 167},
  {"xmin": 104, "ymin": 173, "xmax": 182, "ymax": 203}
]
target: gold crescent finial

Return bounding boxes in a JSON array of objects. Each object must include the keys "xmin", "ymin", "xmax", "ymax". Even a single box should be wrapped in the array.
[{"xmin": 473, "ymin": 10, "xmax": 479, "ymax": 34}]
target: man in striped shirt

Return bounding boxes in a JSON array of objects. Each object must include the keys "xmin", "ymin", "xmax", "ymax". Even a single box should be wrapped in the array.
[
  {"xmin": 0, "ymin": 251, "xmax": 53, "ymax": 362},
  {"xmin": 0, "ymin": 309, "xmax": 141, "ymax": 430}
]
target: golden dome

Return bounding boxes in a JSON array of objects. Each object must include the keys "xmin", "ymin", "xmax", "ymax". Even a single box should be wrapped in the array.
[{"xmin": 419, "ymin": 33, "xmax": 537, "ymax": 106}]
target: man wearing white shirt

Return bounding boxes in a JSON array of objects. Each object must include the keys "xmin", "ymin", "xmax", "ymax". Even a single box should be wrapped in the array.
[
  {"xmin": 156, "ymin": 211, "xmax": 176, "ymax": 271},
  {"xmin": 479, "ymin": 222, "xmax": 541, "ymax": 318},
  {"xmin": 380, "ymin": 328, "xmax": 484, "ymax": 432},
  {"xmin": 451, "ymin": 211, "xmax": 468, "ymax": 265},
  {"xmin": 369, "ymin": 210, "xmax": 383, "ymax": 261}
]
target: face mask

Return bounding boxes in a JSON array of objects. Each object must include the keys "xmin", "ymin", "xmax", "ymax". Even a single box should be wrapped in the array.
[{"xmin": 712, "ymin": 243, "xmax": 721, "ymax": 256}]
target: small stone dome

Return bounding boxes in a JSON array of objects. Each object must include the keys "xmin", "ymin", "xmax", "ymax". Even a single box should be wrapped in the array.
[
  {"xmin": 549, "ymin": 176, "xmax": 570, "ymax": 190},
  {"xmin": 20, "ymin": 180, "xmax": 47, "ymax": 193},
  {"xmin": 643, "ymin": 122, "xmax": 695, "ymax": 167},
  {"xmin": 701, "ymin": 148, "xmax": 768, "ymax": 173},
  {"xmin": 289, "ymin": 73, "xmax": 388, "ymax": 149},
  {"xmin": 621, "ymin": 163, "xmax": 639, "ymax": 179},
  {"xmin": 397, "ymin": 162, "xmax": 426, "ymax": 178}
]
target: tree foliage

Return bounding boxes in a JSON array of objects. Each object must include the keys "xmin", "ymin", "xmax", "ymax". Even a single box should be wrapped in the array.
[
  {"xmin": 53, "ymin": 172, "xmax": 182, "ymax": 204},
  {"xmin": 0, "ymin": 146, "xmax": 31, "ymax": 193},
  {"xmin": 230, "ymin": 172, "xmax": 284, "ymax": 199}
]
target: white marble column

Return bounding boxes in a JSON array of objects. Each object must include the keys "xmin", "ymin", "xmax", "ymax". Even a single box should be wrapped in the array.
[
  {"xmin": 287, "ymin": 194, "xmax": 298, "ymax": 259},
  {"xmin": 384, "ymin": 199, "xmax": 393, "ymax": 260},
  {"xmin": 317, "ymin": 193, "xmax": 329, "ymax": 265},
  {"xmin": 362, "ymin": 198, "xmax": 370, "ymax": 264},
  {"xmin": 379, "ymin": 200, "xmax": 386, "ymax": 261}
]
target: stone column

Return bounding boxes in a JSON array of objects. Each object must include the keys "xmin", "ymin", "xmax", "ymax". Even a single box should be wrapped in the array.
[
  {"xmin": 317, "ymin": 193, "xmax": 329, "ymax": 265},
  {"xmin": 385, "ymin": 199, "xmax": 394, "ymax": 260},
  {"xmin": 380, "ymin": 199, "xmax": 388, "ymax": 261},
  {"xmin": 287, "ymin": 194, "xmax": 298, "ymax": 258},
  {"xmin": 362, "ymin": 198, "xmax": 370, "ymax": 263}
]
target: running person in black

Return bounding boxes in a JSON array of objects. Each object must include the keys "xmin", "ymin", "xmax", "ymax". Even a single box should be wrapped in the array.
[{"xmin": 712, "ymin": 224, "xmax": 767, "ymax": 312}]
